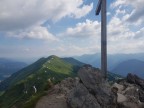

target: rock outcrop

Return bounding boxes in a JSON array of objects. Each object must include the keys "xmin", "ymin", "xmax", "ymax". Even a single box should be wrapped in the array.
[
  {"xmin": 113, "ymin": 73, "xmax": 144, "ymax": 108},
  {"xmin": 36, "ymin": 77, "xmax": 79, "ymax": 108},
  {"xmin": 67, "ymin": 83, "xmax": 101, "ymax": 108},
  {"xmin": 36, "ymin": 65, "xmax": 144, "ymax": 108},
  {"xmin": 127, "ymin": 73, "xmax": 144, "ymax": 90},
  {"xmin": 67, "ymin": 65, "xmax": 117, "ymax": 108}
]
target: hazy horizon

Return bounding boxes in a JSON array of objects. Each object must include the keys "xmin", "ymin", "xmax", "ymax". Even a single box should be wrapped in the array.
[{"xmin": 1, "ymin": 52, "xmax": 144, "ymax": 64}]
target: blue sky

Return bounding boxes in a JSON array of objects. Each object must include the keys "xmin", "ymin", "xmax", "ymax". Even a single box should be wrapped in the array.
[{"xmin": 0, "ymin": 0, "xmax": 144, "ymax": 62}]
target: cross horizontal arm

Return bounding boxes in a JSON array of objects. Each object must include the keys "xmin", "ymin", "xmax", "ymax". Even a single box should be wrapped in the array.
[{"xmin": 96, "ymin": 0, "xmax": 102, "ymax": 15}]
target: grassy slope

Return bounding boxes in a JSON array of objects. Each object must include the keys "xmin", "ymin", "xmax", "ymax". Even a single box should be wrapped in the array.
[
  {"xmin": 0, "ymin": 55, "xmax": 83, "ymax": 108},
  {"xmin": 0, "ymin": 55, "xmax": 122, "ymax": 108},
  {"xmin": 0, "ymin": 57, "xmax": 50, "ymax": 91}
]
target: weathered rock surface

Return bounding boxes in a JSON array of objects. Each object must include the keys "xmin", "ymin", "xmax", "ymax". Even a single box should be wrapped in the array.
[
  {"xmin": 127, "ymin": 73, "xmax": 144, "ymax": 90},
  {"xmin": 67, "ymin": 83, "xmax": 101, "ymax": 108},
  {"xmin": 36, "ymin": 77, "xmax": 79, "ymax": 108},
  {"xmin": 112, "ymin": 83, "xmax": 124, "ymax": 93},
  {"xmin": 36, "ymin": 94, "xmax": 68, "ymax": 108},
  {"xmin": 36, "ymin": 65, "xmax": 144, "ymax": 108},
  {"xmin": 117, "ymin": 93, "xmax": 127, "ymax": 103},
  {"xmin": 112, "ymin": 73, "xmax": 144, "ymax": 108},
  {"xmin": 67, "ymin": 65, "xmax": 117, "ymax": 108}
]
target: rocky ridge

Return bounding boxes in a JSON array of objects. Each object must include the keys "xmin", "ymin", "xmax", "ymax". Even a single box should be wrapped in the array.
[
  {"xmin": 115, "ymin": 73, "xmax": 144, "ymax": 108},
  {"xmin": 36, "ymin": 65, "xmax": 144, "ymax": 108}
]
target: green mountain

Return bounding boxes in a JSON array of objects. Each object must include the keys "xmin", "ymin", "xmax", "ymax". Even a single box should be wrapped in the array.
[
  {"xmin": 0, "ymin": 55, "xmax": 84, "ymax": 108},
  {"xmin": 0, "ymin": 55, "xmax": 122, "ymax": 108}
]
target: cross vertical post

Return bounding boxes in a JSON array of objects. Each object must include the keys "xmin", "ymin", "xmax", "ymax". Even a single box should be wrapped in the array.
[{"xmin": 96, "ymin": 0, "xmax": 107, "ymax": 79}]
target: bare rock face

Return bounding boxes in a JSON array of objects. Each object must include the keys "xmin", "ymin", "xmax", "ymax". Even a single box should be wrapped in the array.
[
  {"xmin": 36, "ymin": 77, "xmax": 79, "ymax": 108},
  {"xmin": 36, "ymin": 66, "xmax": 117, "ymax": 108},
  {"xmin": 78, "ymin": 64, "xmax": 104, "ymax": 89},
  {"xmin": 127, "ymin": 73, "xmax": 144, "ymax": 90},
  {"xmin": 112, "ymin": 73, "xmax": 144, "ymax": 108},
  {"xmin": 67, "ymin": 83, "xmax": 101, "ymax": 108},
  {"xmin": 67, "ymin": 65, "xmax": 117, "ymax": 108},
  {"xmin": 112, "ymin": 83, "xmax": 124, "ymax": 93},
  {"xmin": 126, "ymin": 73, "xmax": 144, "ymax": 103},
  {"xmin": 36, "ymin": 66, "xmax": 144, "ymax": 108}
]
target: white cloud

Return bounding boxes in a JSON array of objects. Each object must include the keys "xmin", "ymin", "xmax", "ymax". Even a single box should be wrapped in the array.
[
  {"xmin": 60, "ymin": 17, "xmax": 135, "ymax": 41},
  {"xmin": 7, "ymin": 26, "xmax": 58, "ymax": 41},
  {"xmin": 111, "ymin": 0, "xmax": 144, "ymax": 25},
  {"xmin": 0, "ymin": 0, "xmax": 93, "ymax": 41},
  {"xmin": 0, "ymin": 0, "xmax": 93, "ymax": 31},
  {"xmin": 59, "ymin": 19, "xmax": 101, "ymax": 38},
  {"xmin": 108, "ymin": 16, "xmax": 135, "ymax": 41},
  {"xmin": 108, "ymin": 38, "xmax": 144, "ymax": 54},
  {"xmin": 59, "ymin": 14, "xmax": 144, "ymax": 54},
  {"xmin": 104, "ymin": 0, "xmax": 144, "ymax": 54},
  {"xmin": 111, "ymin": 0, "xmax": 126, "ymax": 8},
  {"xmin": 115, "ymin": 9, "xmax": 126, "ymax": 16},
  {"xmin": 47, "ymin": 45, "xmax": 100, "ymax": 56},
  {"xmin": 1, "ymin": 0, "xmax": 144, "ymax": 58},
  {"xmin": 135, "ymin": 27, "xmax": 144, "ymax": 39},
  {"xmin": 72, "ymin": 3, "xmax": 93, "ymax": 18}
]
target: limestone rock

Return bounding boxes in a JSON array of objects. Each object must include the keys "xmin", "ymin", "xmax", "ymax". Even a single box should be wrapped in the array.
[
  {"xmin": 112, "ymin": 83, "xmax": 124, "ymax": 93},
  {"xmin": 78, "ymin": 64, "xmax": 103, "ymax": 90},
  {"xmin": 117, "ymin": 93, "xmax": 127, "ymax": 103},
  {"xmin": 127, "ymin": 73, "xmax": 144, "ymax": 90},
  {"xmin": 78, "ymin": 65, "xmax": 116, "ymax": 107},
  {"xmin": 67, "ymin": 83, "xmax": 101, "ymax": 108},
  {"xmin": 36, "ymin": 66, "xmax": 144, "ymax": 108},
  {"xmin": 67, "ymin": 65, "xmax": 117, "ymax": 108},
  {"xmin": 116, "ymin": 74, "xmax": 144, "ymax": 108}
]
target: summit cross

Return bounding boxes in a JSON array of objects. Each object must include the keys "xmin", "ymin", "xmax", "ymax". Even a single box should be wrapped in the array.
[{"xmin": 96, "ymin": 0, "xmax": 107, "ymax": 79}]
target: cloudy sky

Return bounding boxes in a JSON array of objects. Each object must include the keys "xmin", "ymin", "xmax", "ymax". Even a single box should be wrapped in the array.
[{"xmin": 0, "ymin": 0, "xmax": 144, "ymax": 61}]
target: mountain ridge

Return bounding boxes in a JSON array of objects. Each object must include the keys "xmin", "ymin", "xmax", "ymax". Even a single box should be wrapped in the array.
[
  {"xmin": 111, "ymin": 59, "xmax": 144, "ymax": 78},
  {"xmin": 74, "ymin": 53, "xmax": 144, "ymax": 78},
  {"xmin": 0, "ymin": 55, "xmax": 122, "ymax": 108},
  {"xmin": 0, "ymin": 55, "xmax": 85, "ymax": 108},
  {"xmin": 0, "ymin": 55, "xmax": 84, "ymax": 91},
  {"xmin": 74, "ymin": 53, "xmax": 144, "ymax": 69}
]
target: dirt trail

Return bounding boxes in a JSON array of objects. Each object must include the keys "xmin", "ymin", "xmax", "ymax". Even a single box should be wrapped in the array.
[
  {"xmin": 35, "ymin": 93, "xmax": 68, "ymax": 108},
  {"xmin": 35, "ymin": 77, "xmax": 76, "ymax": 108}
]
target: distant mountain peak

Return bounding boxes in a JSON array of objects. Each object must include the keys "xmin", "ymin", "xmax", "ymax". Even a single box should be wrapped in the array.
[
  {"xmin": 48, "ymin": 55, "xmax": 58, "ymax": 59},
  {"xmin": 0, "ymin": 55, "xmax": 84, "ymax": 107},
  {"xmin": 112, "ymin": 59, "xmax": 144, "ymax": 78},
  {"xmin": 0, "ymin": 55, "xmax": 122, "ymax": 108}
]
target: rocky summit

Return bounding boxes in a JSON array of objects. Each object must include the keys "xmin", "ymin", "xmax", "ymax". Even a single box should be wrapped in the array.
[
  {"xmin": 36, "ymin": 65, "xmax": 144, "ymax": 108},
  {"xmin": 115, "ymin": 73, "xmax": 144, "ymax": 108},
  {"xmin": 67, "ymin": 64, "xmax": 117, "ymax": 108}
]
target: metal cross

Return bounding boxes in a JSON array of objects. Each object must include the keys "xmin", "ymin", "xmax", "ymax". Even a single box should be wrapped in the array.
[{"xmin": 96, "ymin": 0, "xmax": 107, "ymax": 79}]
